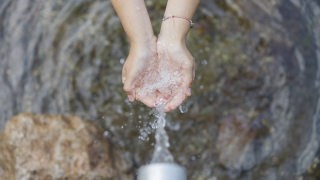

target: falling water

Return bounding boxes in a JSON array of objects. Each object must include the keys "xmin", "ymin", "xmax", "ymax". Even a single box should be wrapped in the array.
[{"xmin": 151, "ymin": 103, "xmax": 174, "ymax": 163}]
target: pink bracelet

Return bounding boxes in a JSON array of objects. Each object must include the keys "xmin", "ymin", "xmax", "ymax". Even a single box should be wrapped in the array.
[{"xmin": 162, "ymin": 15, "xmax": 194, "ymax": 28}]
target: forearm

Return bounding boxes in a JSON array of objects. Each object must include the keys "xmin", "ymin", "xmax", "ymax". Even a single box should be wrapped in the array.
[
  {"xmin": 160, "ymin": 0, "xmax": 201, "ymax": 43},
  {"xmin": 110, "ymin": 0, "xmax": 154, "ymax": 46}
]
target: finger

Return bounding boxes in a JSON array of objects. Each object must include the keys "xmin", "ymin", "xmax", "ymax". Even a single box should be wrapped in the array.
[
  {"xmin": 165, "ymin": 92, "xmax": 185, "ymax": 112},
  {"xmin": 124, "ymin": 88, "xmax": 136, "ymax": 102},
  {"xmin": 181, "ymin": 60, "xmax": 195, "ymax": 97},
  {"xmin": 136, "ymin": 91, "xmax": 157, "ymax": 108},
  {"xmin": 122, "ymin": 67, "xmax": 127, "ymax": 84},
  {"xmin": 122, "ymin": 67, "xmax": 139, "ymax": 102},
  {"xmin": 165, "ymin": 97, "xmax": 184, "ymax": 112},
  {"xmin": 158, "ymin": 89, "xmax": 171, "ymax": 100},
  {"xmin": 139, "ymin": 96, "xmax": 156, "ymax": 108},
  {"xmin": 155, "ymin": 90, "xmax": 163, "ymax": 104},
  {"xmin": 154, "ymin": 90, "xmax": 170, "ymax": 103}
]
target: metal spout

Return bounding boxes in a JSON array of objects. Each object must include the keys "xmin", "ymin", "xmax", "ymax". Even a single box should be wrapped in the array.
[{"xmin": 138, "ymin": 163, "xmax": 186, "ymax": 180}]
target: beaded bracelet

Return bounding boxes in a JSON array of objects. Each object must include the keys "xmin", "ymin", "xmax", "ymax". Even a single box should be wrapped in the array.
[{"xmin": 162, "ymin": 15, "xmax": 194, "ymax": 28}]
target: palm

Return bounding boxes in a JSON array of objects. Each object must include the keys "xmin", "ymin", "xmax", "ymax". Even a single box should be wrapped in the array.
[
  {"xmin": 122, "ymin": 36, "xmax": 158, "ymax": 107},
  {"xmin": 133, "ymin": 37, "xmax": 194, "ymax": 112},
  {"xmin": 123, "ymin": 36, "xmax": 194, "ymax": 112},
  {"xmin": 157, "ymin": 37, "xmax": 195, "ymax": 112}
]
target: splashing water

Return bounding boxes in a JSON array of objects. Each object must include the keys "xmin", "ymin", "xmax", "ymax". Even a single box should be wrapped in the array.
[
  {"xmin": 135, "ymin": 37, "xmax": 186, "ymax": 104},
  {"xmin": 179, "ymin": 102, "xmax": 188, "ymax": 113},
  {"xmin": 151, "ymin": 103, "xmax": 174, "ymax": 163},
  {"xmin": 138, "ymin": 127, "xmax": 152, "ymax": 141},
  {"xmin": 135, "ymin": 37, "xmax": 187, "ymax": 163}
]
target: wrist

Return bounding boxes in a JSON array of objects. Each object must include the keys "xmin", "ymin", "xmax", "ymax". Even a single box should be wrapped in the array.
[
  {"xmin": 159, "ymin": 17, "xmax": 190, "ymax": 44},
  {"xmin": 129, "ymin": 35, "xmax": 157, "ymax": 61},
  {"xmin": 130, "ymin": 33, "xmax": 155, "ymax": 47},
  {"xmin": 130, "ymin": 34, "xmax": 157, "ymax": 51}
]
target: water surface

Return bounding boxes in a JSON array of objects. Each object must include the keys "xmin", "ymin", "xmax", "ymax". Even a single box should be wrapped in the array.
[{"xmin": 1, "ymin": 0, "xmax": 320, "ymax": 179}]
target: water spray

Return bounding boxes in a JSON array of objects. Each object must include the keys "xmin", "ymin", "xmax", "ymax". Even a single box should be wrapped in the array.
[{"xmin": 138, "ymin": 103, "xmax": 187, "ymax": 180}]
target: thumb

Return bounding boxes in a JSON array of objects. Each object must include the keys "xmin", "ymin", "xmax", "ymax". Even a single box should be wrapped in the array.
[{"xmin": 122, "ymin": 67, "xmax": 139, "ymax": 102}]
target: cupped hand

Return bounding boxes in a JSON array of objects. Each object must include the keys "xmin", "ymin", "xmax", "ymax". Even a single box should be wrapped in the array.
[
  {"xmin": 122, "ymin": 36, "xmax": 159, "ymax": 108},
  {"xmin": 122, "ymin": 34, "xmax": 195, "ymax": 112},
  {"xmin": 157, "ymin": 35, "xmax": 195, "ymax": 112}
]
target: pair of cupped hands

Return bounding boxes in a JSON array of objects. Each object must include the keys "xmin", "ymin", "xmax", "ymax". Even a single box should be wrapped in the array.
[{"xmin": 121, "ymin": 25, "xmax": 195, "ymax": 112}]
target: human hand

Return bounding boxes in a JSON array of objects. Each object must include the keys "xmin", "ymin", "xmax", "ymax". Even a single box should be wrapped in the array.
[
  {"xmin": 129, "ymin": 34, "xmax": 195, "ymax": 112},
  {"xmin": 157, "ymin": 35, "xmax": 195, "ymax": 112},
  {"xmin": 122, "ymin": 36, "xmax": 159, "ymax": 108},
  {"xmin": 123, "ymin": 21, "xmax": 195, "ymax": 112}
]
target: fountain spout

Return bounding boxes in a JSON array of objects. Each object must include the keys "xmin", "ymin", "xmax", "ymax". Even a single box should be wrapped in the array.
[{"xmin": 138, "ymin": 163, "xmax": 186, "ymax": 180}]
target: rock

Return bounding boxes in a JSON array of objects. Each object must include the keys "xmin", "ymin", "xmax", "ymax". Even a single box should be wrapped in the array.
[
  {"xmin": 0, "ymin": 132, "xmax": 15, "ymax": 179},
  {"xmin": 0, "ymin": 113, "xmax": 132, "ymax": 180},
  {"xmin": 216, "ymin": 116, "xmax": 257, "ymax": 171}
]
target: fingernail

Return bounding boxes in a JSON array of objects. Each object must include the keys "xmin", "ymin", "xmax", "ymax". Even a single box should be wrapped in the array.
[
  {"xmin": 128, "ymin": 95, "xmax": 134, "ymax": 101},
  {"xmin": 187, "ymin": 88, "xmax": 191, "ymax": 96}
]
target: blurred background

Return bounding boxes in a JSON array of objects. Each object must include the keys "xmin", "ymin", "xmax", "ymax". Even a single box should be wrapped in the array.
[{"xmin": 0, "ymin": 0, "xmax": 320, "ymax": 179}]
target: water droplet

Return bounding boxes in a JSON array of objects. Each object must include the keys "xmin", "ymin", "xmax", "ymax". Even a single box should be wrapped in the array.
[
  {"xmin": 191, "ymin": 156, "xmax": 196, "ymax": 161},
  {"xmin": 141, "ymin": 136, "xmax": 149, "ymax": 141},
  {"xmin": 120, "ymin": 58, "xmax": 125, "ymax": 64},
  {"xmin": 197, "ymin": 75, "xmax": 201, "ymax": 80},
  {"xmin": 201, "ymin": 59, "xmax": 207, "ymax": 65},
  {"xmin": 165, "ymin": 142, "xmax": 170, "ymax": 147},
  {"xmin": 121, "ymin": 126, "xmax": 124, "ymax": 129},
  {"xmin": 200, "ymin": 85, "xmax": 204, "ymax": 89},
  {"xmin": 138, "ymin": 115, "xmax": 142, "ymax": 119},
  {"xmin": 179, "ymin": 104, "xmax": 188, "ymax": 113},
  {"xmin": 103, "ymin": 131, "xmax": 109, "ymax": 137},
  {"xmin": 150, "ymin": 120, "xmax": 158, "ymax": 129},
  {"xmin": 136, "ymin": 7, "xmax": 140, "ymax": 11},
  {"xmin": 139, "ymin": 127, "xmax": 151, "ymax": 141}
]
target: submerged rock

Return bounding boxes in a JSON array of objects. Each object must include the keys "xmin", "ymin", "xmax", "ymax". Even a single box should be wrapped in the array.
[
  {"xmin": 216, "ymin": 115, "xmax": 257, "ymax": 171},
  {"xmin": 0, "ymin": 113, "xmax": 132, "ymax": 180}
]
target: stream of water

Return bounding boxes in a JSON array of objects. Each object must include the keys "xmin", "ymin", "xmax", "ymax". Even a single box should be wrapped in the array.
[{"xmin": 151, "ymin": 103, "xmax": 174, "ymax": 163}]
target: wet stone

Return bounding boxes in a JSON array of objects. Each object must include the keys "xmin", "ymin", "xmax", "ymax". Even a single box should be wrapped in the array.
[
  {"xmin": 216, "ymin": 115, "xmax": 257, "ymax": 171},
  {"xmin": 0, "ymin": 113, "xmax": 132, "ymax": 180}
]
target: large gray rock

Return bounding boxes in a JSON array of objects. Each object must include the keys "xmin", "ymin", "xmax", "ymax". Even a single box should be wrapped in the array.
[{"xmin": 0, "ymin": 113, "xmax": 132, "ymax": 180}]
